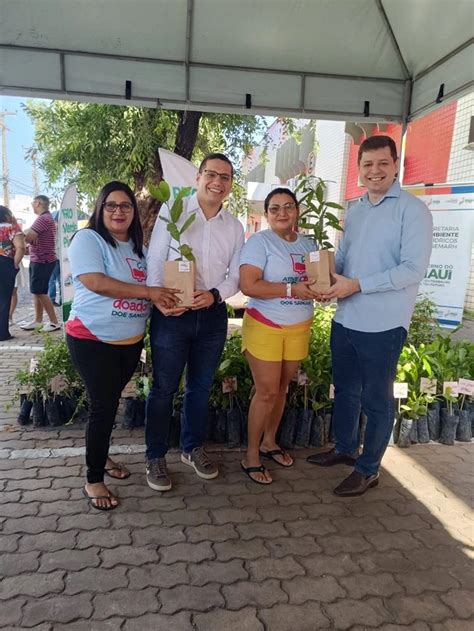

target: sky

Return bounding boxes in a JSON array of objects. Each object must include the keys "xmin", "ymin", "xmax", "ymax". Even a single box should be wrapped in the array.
[{"xmin": 0, "ymin": 95, "xmax": 48, "ymax": 199}]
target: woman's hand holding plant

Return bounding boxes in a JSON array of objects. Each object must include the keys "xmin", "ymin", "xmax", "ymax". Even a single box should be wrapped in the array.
[
  {"xmin": 291, "ymin": 280, "xmax": 320, "ymax": 300},
  {"xmin": 148, "ymin": 286, "xmax": 183, "ymax": 311}
]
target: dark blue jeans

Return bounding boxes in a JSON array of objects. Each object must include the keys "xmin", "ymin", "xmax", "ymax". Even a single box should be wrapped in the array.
[
  {"xmin": 146, "ymin": 303, "xmax": 228, "ymax": 459},
  {"xmin": 331, "ymin": 320, "xmax": 407, "ymax": 476},
  {"xmin": 48, "ymin": 260, "xmax": 61, "ymax": 303}
]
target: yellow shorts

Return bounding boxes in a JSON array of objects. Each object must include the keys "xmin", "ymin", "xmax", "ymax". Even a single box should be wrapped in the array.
[{"xmin": 241, "ymin": 312, "xmax": 312, "ymax": 362}]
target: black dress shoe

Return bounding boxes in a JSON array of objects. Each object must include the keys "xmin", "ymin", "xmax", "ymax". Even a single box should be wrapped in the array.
[
  {"xmin": 306, "ymin": 448, "xmax": 356, "ymax": 467},
  {"xmin": 333, "ymin": 470, "xmax": 379, "ymax": 497}
]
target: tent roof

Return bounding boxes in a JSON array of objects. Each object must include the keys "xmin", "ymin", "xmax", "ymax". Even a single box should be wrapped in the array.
[{"xmin": 1, "ymin": 0, "xmax": 473, "ymax": 122}]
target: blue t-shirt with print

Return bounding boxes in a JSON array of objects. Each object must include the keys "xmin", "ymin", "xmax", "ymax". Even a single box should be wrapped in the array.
[
  {"xmin": 67, "ymin": 229, "xmax": 150, "ymax": 343},
  {"xmin": 239, "ymin": 229, "xmax": 316, "ymax": 326}
]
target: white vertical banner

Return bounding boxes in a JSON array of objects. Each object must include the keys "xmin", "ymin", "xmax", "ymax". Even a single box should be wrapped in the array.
[
  {"xmin": 419, "ymin": 205, "xmax": 473, "ymax": 327},
  {"xmin": 158, "ymin": 148, "xmax": 197, "ymax": 203},
  {"xmin": 58, "ymin": 185, "xmax": 78, "ymax": 322}
]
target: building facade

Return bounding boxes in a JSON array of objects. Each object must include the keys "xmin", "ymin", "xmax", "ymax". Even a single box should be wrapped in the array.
[{"xmin": 243, "ymin": 94, "xmax": 474, "ymax": 312}]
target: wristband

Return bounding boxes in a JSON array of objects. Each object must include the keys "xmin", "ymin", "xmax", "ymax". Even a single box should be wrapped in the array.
[
  {"xmin": 286, "ymin": 282, "xmax": 292, "ymax": 298},
  {"xmin": 209, "ymin": 288, "xmax": 222, "ymax": 305}
]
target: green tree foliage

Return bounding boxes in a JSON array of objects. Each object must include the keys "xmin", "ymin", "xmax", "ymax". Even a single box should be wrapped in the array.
[{"xmin": 24, "ymin": 101, "xmax": 266, "ymax": 205}]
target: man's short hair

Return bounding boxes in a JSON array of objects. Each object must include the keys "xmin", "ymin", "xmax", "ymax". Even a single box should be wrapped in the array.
[
  {"xmin": 198, "ymin": 153, "xmax": 234, "ymax": 179},
  {"xmin": 358, "ymin": 135, "xmax": 398, "ymax": 164},
  {"xmin": 34, "ymin": 195, "xmax": 50, "ymax": 209}
]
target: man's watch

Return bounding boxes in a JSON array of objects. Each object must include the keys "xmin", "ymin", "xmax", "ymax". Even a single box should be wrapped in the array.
[{"xmin": 209, "ymin": 288, "xmax": 223, "ymax": 305}]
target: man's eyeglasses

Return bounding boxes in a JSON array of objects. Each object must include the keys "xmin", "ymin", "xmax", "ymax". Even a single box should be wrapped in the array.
[
  {"xmin": 201, "ymin": 169, "xmax": 232, "ymax": 183},
  {"xmin": 267, "ymin": 202, "xmax": 297, "ymax": 215},
  {"xmin": 103, "ymin": 202, "xmax": 134, "ymax": 213}
]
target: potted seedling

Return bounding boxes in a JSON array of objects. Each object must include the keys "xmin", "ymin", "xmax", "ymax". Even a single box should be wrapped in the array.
[
  {"xmin": 149, "ymin": 180, "xmax": 196, "ymax": 307},
  {"xmin": 295, "ymin": 175, "xmax": 343, "ymax": 292},
  {"xmin": 397, "ymin": 392, "xmax": 429, "ymax": 448},
  {"xmin": 299, "ymin": 305, "xmax": 335, "ymax": 447},
  {"xmin": 439, "ymin": 385, "xmax": 459, "ymax": 445},
  {"xmin": 10, "ymin": 335, "xmax": 85, "ymax": 427}
]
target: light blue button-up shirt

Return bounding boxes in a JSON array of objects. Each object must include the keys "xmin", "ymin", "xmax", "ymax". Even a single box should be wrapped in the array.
[{"xmin": 334, "ymin": 181, "xmax": 433, "ymax": 332}]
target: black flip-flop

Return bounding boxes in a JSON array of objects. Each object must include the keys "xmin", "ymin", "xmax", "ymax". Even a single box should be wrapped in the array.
[
  {"xmin": 104, "ymin": 462, "xmax": 131, "ymax": 480},
  {"xmin": 241, "ymin": 462, "xmax": 272, "ymax": 485},
  {"xmin": 83, "ymin": 487, "xmax": 119, "ymax": 511},
  {"xmin": 259, "ymin": 449, "xmax": 293, "ymax": 468}
]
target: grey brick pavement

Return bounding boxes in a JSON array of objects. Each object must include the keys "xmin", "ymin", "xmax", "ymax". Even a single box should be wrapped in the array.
[
  {"xmin": 0, "ymin": 291, "xmax": 473, "ymax": 629},
  {"xmin": 0, "ymin": 438, "xmax": 472, "ymax": 630}
]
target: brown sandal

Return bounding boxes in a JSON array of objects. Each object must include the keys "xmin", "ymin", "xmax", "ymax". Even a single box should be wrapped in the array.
[
  {"xmin": 104, "ymin": 461, "xmax": 131, "ymax": 479},
  {"xmin": 83, "ymin": 487, "xmax": 119, "ymax": 511}
]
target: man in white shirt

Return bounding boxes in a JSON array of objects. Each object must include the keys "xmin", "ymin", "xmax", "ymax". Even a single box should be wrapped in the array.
[{"xmin": 145, "ymin": 153, "xmax": 244, "ymax": 491}]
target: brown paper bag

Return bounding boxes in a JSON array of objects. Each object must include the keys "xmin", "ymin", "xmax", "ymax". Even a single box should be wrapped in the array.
[
  {"xmin": 304, "ymin": 250, "xmax": 335, "ymax": 293},
  {"xmin": 164, "ymin": 260, "xmax": 195, "ymax": 308}
]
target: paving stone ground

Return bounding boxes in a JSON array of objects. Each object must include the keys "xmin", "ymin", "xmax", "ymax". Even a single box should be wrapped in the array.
[{"xmin": 0, "ymin": 291, "xmax": 473, "ymax": 629}]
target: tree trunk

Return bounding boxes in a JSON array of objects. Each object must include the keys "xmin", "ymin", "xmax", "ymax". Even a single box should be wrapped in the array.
[
  {"xmin": 136, "ymin": 151, "xmax": 164, "ymax": 245},
  {"xmin": 139, "ymin": 110, "xmax": 202, "ymax": 244},
  {"xmin": 174, "ymin": 111, "xmax": 202, "ymax": 160}
]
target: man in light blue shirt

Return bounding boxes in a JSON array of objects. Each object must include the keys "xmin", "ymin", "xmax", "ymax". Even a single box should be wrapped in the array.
[{"xmin": 307, "ymin": 135, "xmax": 433, "ymax": 497}]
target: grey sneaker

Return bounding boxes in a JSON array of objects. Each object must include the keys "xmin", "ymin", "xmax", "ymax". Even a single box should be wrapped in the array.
[
  {"xmin": 181, "ymin": 447, "xmax": 218, "ymax": 480},
  {"xmin": 146, "ymin": 457, "xmax": 172, "ymax": 491}
]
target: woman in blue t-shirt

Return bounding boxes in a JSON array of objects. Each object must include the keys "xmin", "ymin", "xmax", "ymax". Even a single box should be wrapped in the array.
[
  {"xmin": 66, "ymin": 181, "xmax": 181, "ymax": 510},
  {"xmin": 239, "ymin": 188, "xmax": 319, "ymax": 484}
]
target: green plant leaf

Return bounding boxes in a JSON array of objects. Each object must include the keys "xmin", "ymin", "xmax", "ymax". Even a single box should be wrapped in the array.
[
  {"xmin": 179, "ymin": 244, "xmax": 195, "ymax": 262},
  {"xmin": 179, "ymin": 212, "xmax": 196, "ymax": 235},
  {"xmin": 148, "ymin": 181, "xmax": 168, "ymax": 202},
  {"xmin": 166, "ymin": 223, "xmax": 180, "ymax": 242},
  {"xmin": 170, "ymin": 198, "xmax": 184, "ymax": 224},
  {"xmin": 158, "ymin": 180, "xmax": 171, "ymax": 201},
  {"xmin": 325, "ymin": 212, "xmax": 343, "ymax": 226}
]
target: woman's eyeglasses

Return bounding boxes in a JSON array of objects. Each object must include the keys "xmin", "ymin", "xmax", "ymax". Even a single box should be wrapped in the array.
[
  {"xmin": 267, "ymin": 202, "xmax": 297, "ymax": 215},
  {"xmin": 103, "ymin": 202, "xmax": 134, "ymax": 213}
]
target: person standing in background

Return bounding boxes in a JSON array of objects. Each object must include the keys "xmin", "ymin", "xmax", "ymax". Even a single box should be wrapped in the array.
[
  {"xmin": 0, "ymin": 206, "xmax": 26, "ymax": 341},
  {"xmin": 21, "ymin": 195, "xmax": 60, "ymax": 332},
  {"xmin": 48, "ymin": 211, "xmax": 61, "ymax": 306}
]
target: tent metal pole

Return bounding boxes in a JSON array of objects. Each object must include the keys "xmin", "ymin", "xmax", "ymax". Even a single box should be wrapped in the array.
[
  {"xmin": 399, "ymin": 80, "xmax": 412, "ymax": 183},
  {"xmin": 374, "ymin": 0, "xmax": 410, "ymax": 80},
  {"xmin": 184, "ymin": 0, "xmax": 194, "ymax": 104},
  {"xmin": 60, "ymin": 54, "xmax": 66, "ymax": 92},
  {"xmin": 300, "ymin": 75, "xmax": 306, "ymax": 111}
]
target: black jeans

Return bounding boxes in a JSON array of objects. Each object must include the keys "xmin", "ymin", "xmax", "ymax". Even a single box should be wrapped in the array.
[
  {"xmin": 0, "ymin": 256, "xmax": 17, "ymax": 340},
  {"xmin": 66, "ymin": 334, "xmax": 142, "ymax": 483}
]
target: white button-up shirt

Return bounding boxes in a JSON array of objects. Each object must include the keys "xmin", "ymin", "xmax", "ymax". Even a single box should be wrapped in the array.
[{"xmin": 146, "ymin": 193, "xmax": 245, "ymax": 301}]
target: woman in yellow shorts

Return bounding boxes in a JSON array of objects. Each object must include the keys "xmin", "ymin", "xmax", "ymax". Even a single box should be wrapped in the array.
[{"xmin": 239, "ymin": 188, "xmax": 318, "ymax": 484}]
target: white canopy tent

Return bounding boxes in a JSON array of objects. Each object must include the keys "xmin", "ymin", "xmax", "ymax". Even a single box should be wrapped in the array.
[{"xmin": 1, "ymin": 0, "xmax": 473, "ymax": 123}]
